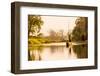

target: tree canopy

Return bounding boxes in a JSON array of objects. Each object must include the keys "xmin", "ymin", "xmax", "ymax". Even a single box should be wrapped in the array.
[
  {"xmin": 28, "ymin": 15, "xmax": 44, "ymax": 37},
  {"xmin": 72, "ymin": 17, "xmax": 88, "ymax": 41}
]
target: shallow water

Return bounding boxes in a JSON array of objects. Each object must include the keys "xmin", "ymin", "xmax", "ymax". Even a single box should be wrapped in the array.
[{"xmin": 28, "ymin": 44, "xmax": 88, "ymax": 61}]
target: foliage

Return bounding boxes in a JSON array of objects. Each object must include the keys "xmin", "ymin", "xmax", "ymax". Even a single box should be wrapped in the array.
[
  {"xmin": 72, "ymin": 17, "xmax": 88, "ymax": 41},
  {"xmin": 48, "ymin": 30, "xmax": 65, "ymax": 42},
  {"xmin": 28, "ymin": 38, "xmax": 41, "ymax": 45},
  {"xmin": 28, "ymin": 37, "xmax": 51, "ymax": 46},
  {"xmin": 28, "ymin": 15, "xmax": 43, "ymax": 37}
]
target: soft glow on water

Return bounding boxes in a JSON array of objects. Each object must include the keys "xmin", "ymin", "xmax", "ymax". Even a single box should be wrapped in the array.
[{"xmin": 28, "ymin": 44, "xmax": 88, "ymax": 61}]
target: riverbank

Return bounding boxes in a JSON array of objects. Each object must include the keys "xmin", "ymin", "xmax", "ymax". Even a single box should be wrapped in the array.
[
  {"xmin": 29, "ymin": 42, "xmax": 87, "ymax": 47},
  {"xmin": 42, "ymin": 42, "xmax": 87, "ymax": 46}
]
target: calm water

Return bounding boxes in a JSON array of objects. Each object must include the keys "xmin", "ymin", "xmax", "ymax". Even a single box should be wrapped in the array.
[{"xmin": 28, "ymin": 44, "xmax": 88, "ymax": 61}]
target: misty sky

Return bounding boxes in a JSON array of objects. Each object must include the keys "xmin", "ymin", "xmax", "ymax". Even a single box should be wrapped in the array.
[{"xmin": 40, "ymin": 16, "xmax": 77, "ymax": 36}]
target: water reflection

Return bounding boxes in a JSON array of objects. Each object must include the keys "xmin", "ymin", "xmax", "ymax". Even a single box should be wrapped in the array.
[
  {"xmin": 28, "ymin": 45, "xmax": 88, "ymax": 61},
  {"xmin": 73, "ymin": 45, "xmax": 88, "ymax": 58}
]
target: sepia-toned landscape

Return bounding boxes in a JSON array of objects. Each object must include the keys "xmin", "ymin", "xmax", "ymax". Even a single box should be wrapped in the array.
[{"xmin": 28, "ymin": 15, "xmax": 88, "ymax": 61}]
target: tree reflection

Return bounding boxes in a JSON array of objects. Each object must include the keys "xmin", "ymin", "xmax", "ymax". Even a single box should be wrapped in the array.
[
  {"xmin": 72, "ymin": 44, "xmax": 88, "ymax": 58},
  {"xmin": 28, "ymin": 46, "xmax": 43, "ymax": 61},
  {"xmin": 28, "ymin": 44, "xmax": 88, "ymax": 61}
]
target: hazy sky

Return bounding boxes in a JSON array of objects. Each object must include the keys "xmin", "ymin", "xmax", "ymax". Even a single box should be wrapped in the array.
[{"xmin": 40, "ymin": 16, "xmax": 77, "ymax": 36}]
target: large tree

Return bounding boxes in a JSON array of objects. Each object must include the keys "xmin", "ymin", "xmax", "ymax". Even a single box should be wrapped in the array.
[
  {"xmin": 72, "ymin": 17, "xmax": 88, "ymax": 41},
  {"xmin": 28, "ymin": 15, "xmax": 43, "ymax": 37}
]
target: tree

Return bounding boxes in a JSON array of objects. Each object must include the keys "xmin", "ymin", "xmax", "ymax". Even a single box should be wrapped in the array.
[
  {"xmin": 48, "ymin": 30, "xmax": 65, "ymax": 42},
  {"xmin": 59, "ymin": 30, "xmax": 64, "ymax": 38},
  {"xmin": 72, "ymin": 17, "xmax": 88, "ymax": 41},
  {"xmin": 28, "ymin": 15, "xmax": 43, "ymax": 37},
  {"xmin": 57, "ymin": 30, "xmax": 64, "ymax": 41},
  {"xmin": 48, "ymin": 30, "xmax": 57, "ymax": 41}
]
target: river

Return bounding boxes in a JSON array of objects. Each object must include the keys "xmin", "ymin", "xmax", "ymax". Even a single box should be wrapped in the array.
[{"xmin": 28, "ymin": 42, "xmax": 88, "ymax": 61}]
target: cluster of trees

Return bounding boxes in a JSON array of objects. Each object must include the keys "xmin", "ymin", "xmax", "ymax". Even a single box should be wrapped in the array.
[
  {"xmin": 28, "ymin": 15, "xmax": 67, "ymax": 44},
  {"xmin": 28, "ymin": 15, "xmax": 43, "ymax": 37},
  {"xmin": 28, "ymin": 15, "xmax": 88, "ymax": 45},
  {"xmin": 72, "ymin": 17, "xmax": 88, "ymax": 42},
  {"xmin": 46, "ymin": 30, "xmax": 66, "ymax": 42}
]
